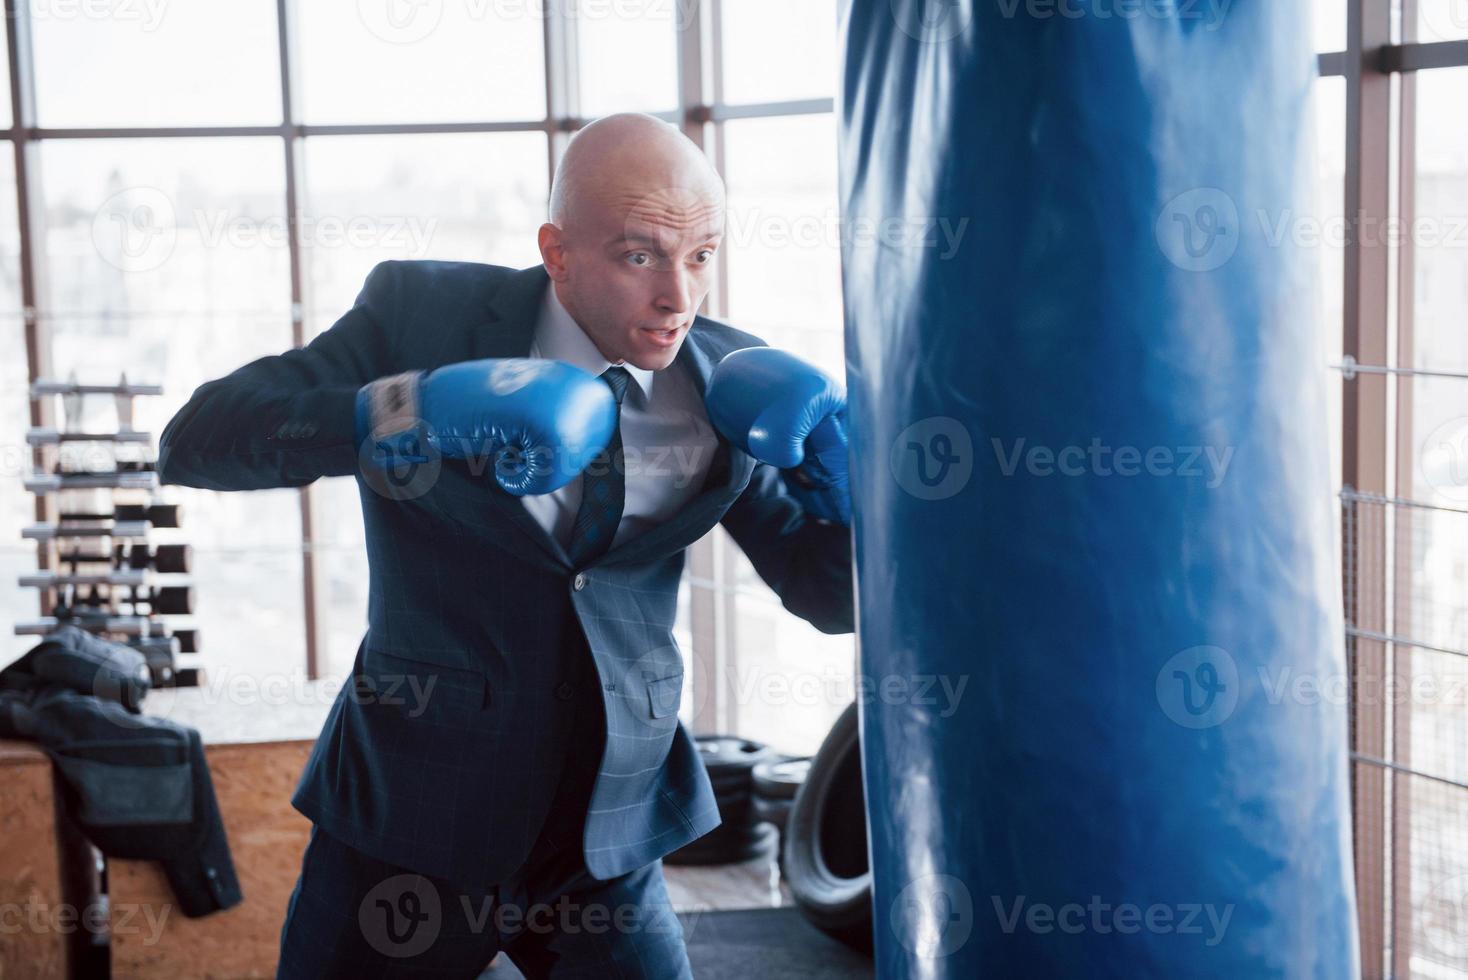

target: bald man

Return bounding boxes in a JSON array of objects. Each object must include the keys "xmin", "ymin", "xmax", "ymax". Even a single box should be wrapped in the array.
[{"xmin": 159, "ymin": 112, "xmax": 855, "ymax": 978}]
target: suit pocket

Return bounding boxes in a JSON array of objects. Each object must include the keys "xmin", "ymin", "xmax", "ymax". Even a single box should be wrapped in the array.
[
  {"xmin": 361, "ymin": 648, "xmax": 490, "ymax": 716},
  {"xmin": 647, "ymin": 673, "xmax": 684, "ymax": 719},
  {"xmin": 51, "ymin": 743, "xmax": 193, "ymax": 826}
]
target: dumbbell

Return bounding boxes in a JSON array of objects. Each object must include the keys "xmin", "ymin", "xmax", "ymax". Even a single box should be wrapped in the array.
[
  {"xmin": 146, "ymin": 585, "xmax": 195, "ymax": 615},
  {"xmin": 126, "ymin": 543, "xmax": 192, "ymax": 573},
  {"xmin": 172, "ymin": 628, "xmax": 200, "ymax": 654},
  {"xmin": 57, "ymin": 550, "xmax": 116, "ymax": 565},
  {"xmin": 60, "ymin": 503, "xmax": 179, "ymax": 528},
  {"xmin": 114, "ymin": 503, "xmax": 180, "ymax": 528}
]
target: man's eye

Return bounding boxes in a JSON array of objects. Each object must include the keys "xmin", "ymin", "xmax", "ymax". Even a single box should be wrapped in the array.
[
  {"xmin": 694, "ymin": 249, "xmax": 715, "ymax": 263},
  {"xmin": 627, "ymin": 252, "xmax": 651, "ymax": 267}
]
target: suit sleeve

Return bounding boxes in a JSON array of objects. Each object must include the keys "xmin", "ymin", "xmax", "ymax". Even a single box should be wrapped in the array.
[
  {"xmin": 719, "ymin": 462, "xmax": 855, "ymax": 635},
  {"xmin": 157, "ymin": 261, "xmax": 400, "ymax": 491}
]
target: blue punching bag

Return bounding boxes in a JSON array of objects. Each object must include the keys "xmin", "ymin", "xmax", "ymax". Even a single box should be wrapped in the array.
[{"xmin": 840, "ymin": 2, "xmax": 1359, "ymax": 976}]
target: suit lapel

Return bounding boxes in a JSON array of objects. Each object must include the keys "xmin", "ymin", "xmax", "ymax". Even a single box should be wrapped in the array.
[
  {"xmin": 589, "ymin": 325, "xmax": 756, "ymax": 569},
  {"xmin": 428, "ymin": 264, "xmax": 755, "ymax": 570},
  {"xmin": 427, "ymin": 266, "xmax": 572, "ymax": 567}
]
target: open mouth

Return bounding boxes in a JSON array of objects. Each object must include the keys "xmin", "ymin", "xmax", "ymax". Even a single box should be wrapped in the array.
[{"xmin": 641, "ymin": 325, "xmax": 682, "ymax": 347}]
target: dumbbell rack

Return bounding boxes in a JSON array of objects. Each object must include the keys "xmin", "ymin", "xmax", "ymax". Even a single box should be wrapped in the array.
[{"xmin": 16, "ymin": 374, "xmax": 202, "ymax": 687}]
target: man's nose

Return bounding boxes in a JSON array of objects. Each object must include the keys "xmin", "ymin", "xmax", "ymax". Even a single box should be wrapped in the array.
[{"xmin": 653, "ymin": 268, "xmax": 693, "ymax": 315}]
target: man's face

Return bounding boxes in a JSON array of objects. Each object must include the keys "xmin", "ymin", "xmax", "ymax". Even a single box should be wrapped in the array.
[{"xmin": 543, "ymin": 187, "xmax": 724, "ymax": 372}]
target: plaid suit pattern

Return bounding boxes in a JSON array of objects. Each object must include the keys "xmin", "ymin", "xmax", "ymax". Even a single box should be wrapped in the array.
[{"xmin": 158, "ymin": 259, "xmax": 854, "ymax": 887}]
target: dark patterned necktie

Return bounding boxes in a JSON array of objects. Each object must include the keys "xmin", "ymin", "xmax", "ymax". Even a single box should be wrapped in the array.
[{"xmin": 567, "ymin": 366, "xmax": 632, "ymax": 567}]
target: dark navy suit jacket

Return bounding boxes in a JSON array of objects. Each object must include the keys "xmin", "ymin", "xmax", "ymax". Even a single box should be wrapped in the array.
[{"xmin": 158, "ymin": 260, "xmax": 854, "ymax": 884}]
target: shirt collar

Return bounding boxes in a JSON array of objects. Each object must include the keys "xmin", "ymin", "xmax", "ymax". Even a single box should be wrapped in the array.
[{"xmin": 532, "ymin": 281, "xmax": 655, "ymax": 403}]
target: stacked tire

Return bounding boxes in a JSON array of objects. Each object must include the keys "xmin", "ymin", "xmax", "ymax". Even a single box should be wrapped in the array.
[
  {"xmin": 665, "ymin": 735, "xmax": 781, "ymax": 865},
  {"xmin": 782, "ymin": 703, "xmax": 873, "ymax": 951}
]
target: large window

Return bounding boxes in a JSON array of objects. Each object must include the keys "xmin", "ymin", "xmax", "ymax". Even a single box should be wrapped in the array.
[
  {"xmin": 1320, "ymin": 2, "xmax": 1468, "ymax": 975},
  {"xmin": 16, "ymin": 13, "xmax": 1460, "ymax": 967},
  {"xmin": 2, "ymin": 2, "xmax": 857, "ymax": 753}
]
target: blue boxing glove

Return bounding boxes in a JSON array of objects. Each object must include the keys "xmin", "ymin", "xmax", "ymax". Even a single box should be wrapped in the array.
[
  {"xmin": 356, "ymin": 358, "xmax": 616, "ymax": 496},
  {"xmin": 706, "ymin": 347, "xmax": 851, "ymax": 526}
]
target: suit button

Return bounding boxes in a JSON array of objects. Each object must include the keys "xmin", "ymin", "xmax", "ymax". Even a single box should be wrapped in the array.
[
  {"xmin": 573, "ymin": 573, "xmax": 587, "ymax": 591},
  {"xmin": 555, "ymin": 682, "xmax": 574, "ymax": 700},
  {"xmin": 301, "ymin": 422, "xmax": 319, "ymax": 438}
]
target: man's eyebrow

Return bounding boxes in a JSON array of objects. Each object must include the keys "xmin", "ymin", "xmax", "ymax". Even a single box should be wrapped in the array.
[{"xmin": 605, "ymin": 232, "xmax": 723, "ymax": 250}]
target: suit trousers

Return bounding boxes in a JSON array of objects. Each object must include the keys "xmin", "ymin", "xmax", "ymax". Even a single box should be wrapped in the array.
[{"xmin": 276, "ymin": 657, "xmax": 694, "ymax": 979}]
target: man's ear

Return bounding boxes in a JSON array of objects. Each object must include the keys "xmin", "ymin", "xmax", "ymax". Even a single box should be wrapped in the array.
[{"xmin": 538, "ymin": 223, "xmax": 569, "ymax": 281}]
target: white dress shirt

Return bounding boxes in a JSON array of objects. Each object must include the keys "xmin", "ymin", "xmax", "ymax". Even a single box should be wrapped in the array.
[{"xmin": 520, "ymin": 282, "xmax": 720, "ymax": 553}]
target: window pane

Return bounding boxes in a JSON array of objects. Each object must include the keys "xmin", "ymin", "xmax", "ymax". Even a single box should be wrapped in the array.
[
  {"xmin": 1420, "ymin": 0, "xmax": 1468, "ymax": 42},
  {"xmin": 1313, "ymin": 0, "xmax": 1346, "ymax": 52},
  {"xmin": 1407, "ymin": 65, "xmax": 1468, "ymax": 980},
  {"xmin": 578, "ymin": 1, "xmax": 679, "ymax": 115},
  {"xmin": 314, "ymin": 477, "xmax": 367, "ymax": 680},
  {"xmin": 1313, "ymin": 75, "xmax": 1346, "ymax": 496},
  {"xmin": 297, "ymin": 3, "xmax": 544, "ymax": 124},
  {"xmin": 40, "ymin": 137, "xmax": 305, "ymax": 682},
  {"xmin": 1413, "ymin": 64, "xmax": 1468, "ymax": 518},
  {"xmin": 0, "ymin": 151, "xmax": 27, "ymax": 665},
  {"xmin": 720, "ymin": 112, "xmax": 851, "ymax": 750},
  {"xmin": 727, "ymin": 582, "xmax": 856, "ymax": 758},
  {"xmin": 720, "ymin": 0, "xmax": 836, "ymax": 104},
  {"xmin": 721, "ymin": 114, "xmax": 842, "ymax": 376},
  {"xmin": 300, "ymin": 131, "xmax": 549, "ymax": 672},
  {"xmin": 0, "ymin": 26, "xmax": 11, "ymax": 130},
  {"xmin": 33, "ymin": 1, "xmax": 281, "ymax": 127},
  {"xmin": 301, "ymin": 132, "xmax": 548, "ymax": 330}
]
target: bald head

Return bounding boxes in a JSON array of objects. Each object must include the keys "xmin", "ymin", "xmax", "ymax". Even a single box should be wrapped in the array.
[
  {"xmin": 538, "ymin": 112, "xmax": 726, "ymax": 372},
  {"xmin": 549, "ymin": 113, "xmax": 725, "ymax": 229}
]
